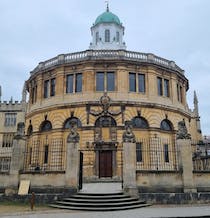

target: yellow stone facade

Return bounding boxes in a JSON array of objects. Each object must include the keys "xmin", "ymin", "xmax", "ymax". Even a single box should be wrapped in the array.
[{"xmin": 24, "ymin": 52, "xmax": 202, "ymax": 183}]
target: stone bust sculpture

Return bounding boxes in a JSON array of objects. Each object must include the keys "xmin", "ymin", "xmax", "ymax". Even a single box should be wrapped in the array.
[
  {"xmin": 177, "ymin": 119, "xmax": 191, "ymax": 139},
  {"xmin": 123, "ymin": 121, "xmax": 136, "ymax": 143},
  {"xmin": 67, "ymin": 122, "xmax": 80, "ymax": 143}
]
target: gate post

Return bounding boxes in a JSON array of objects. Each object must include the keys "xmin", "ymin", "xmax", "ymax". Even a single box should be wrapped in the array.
[
  {"xmin": 122, "ymin": 121, "xmax": 138, "ymax": 196},
  {"xmin": 178, "ymin": 139, "xmax": 197, "ymax": 193},
  {"xmin": 65, "ymin": 125, "xmax": 80, "ymax": 190}
]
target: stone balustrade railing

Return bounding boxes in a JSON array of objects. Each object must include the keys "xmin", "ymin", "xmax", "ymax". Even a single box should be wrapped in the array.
[{"xmin": 31, "ymin": 50, "xmax": 184, "ymax": 75}]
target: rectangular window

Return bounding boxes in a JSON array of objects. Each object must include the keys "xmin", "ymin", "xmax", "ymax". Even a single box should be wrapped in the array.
[
  {"xmin": 75, "ymin": 73, "xmax": 82, "ymax": 92},
  {"xmin": 105, "ymin": 29, "xmax": 110, "ymax": 42},
  {"xmin": 66, "ymin": 74, "xmax": 74, "ymax": 93},
  {"xmin": 107, "ymin": 72, "xmax": 115, "ymax": 91},
  {"xmin": 138, "ymin": 74, "xmax": 145, "ymax": 93},
  {"xmin": 29, "ymin": 147, "xmax": 32, "ymax": 165},
  {"xmin": 164, "ymin": 144, "xmax": 169, "ymax": 162},
  {"xmin": 31, "ymin": 85, "xmax": 37, "ymax": 104},
  {"xmin": 180, "ymin": 86, "xmax": 183, "ymax": 103},
  {"xmin": 129, "ymin": 73, "xmax": 136, "ymax": 92},
  {"xmin": 0, "ymin": 157, "xmax": 11, "ymax": 173},
  {"xmin": 96, "ymin": 32, "xmax": 99, "ymax": 44},
  {"xmin": 44, "ymin": 80, "xmax": 49, "ymax": 98},
  {"xmin": 4, "ymin": 113, "xmax": 16, "ymax": 127},
  {"xmin": 116, "ymin": 32, "xmax": 120, "ymax": 42},
  {"xmin": 136, "ymin": 142, "xmax": 143, "ymax": 162},
  {"xmin": 96, "ymin": 72, "xmax": 105, "ymax": 91},
  {"xmin": 177, "ymin": 84, "xmax": 180, "ymax": 101},
  {"xmin": 164, "ymin": 79, "xmax": 169, "ymax": 97},
  {"xmin": 44, "ymin": 145, "xmax": 49, "ymax": 164},
  {"xmin": 50, "ymin": 78, "xmax": 56, "ymax": 96},
  {"xmin": 177, "ymin": 84, "xmax": 183, "ymax": 103},
  {"xmin": 157, "ymin": 77, "xmax": 163, "ymax": 96},
  {"xmin": 2, "ymin": 133, "xmax": 14, "ymax": 147}
]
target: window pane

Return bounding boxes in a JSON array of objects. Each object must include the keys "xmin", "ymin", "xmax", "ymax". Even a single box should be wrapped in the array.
[
  {"xmin": 44, "ymin": 145, "xmax": 49, "ymax": 164},
  {"xmin": 50, "ymin": 78, "xmax": 56, "ymax": 96},
  {"xmin": 116, "ymin": 32, "xmax": 120, "ymax": 42},
  {"xmin": 136, "ymin": 142, "xmax": 142, "ymax": 162},
  {"xmin": 66, "ymin": 75, "xmax": 73, "ymax": 93},
  {"xmin": 138, "ymin": 74, "xmax": 145, "ymax": 93},
  {"xmin": 96, "ymin": 32, "xmax": 99, "ymax": 44},
  {"xmin": 96, "ymin": 72, "xmax": 104, "ymax": 91},
  {"xmin": 164, "ymin": 144, "xmax": 169, "ymax": 162},
  {"xmin": 180, "ymin": 86, "xmax": 183, "ymax": 103},
  {"xmin": 44, "ymin": 80, "xmax": 49, "ymax": 98},
  {"xmin": 105, "ymin": 29, "xmax": 110, "ymax": 42},
  {"xmin": 76, "ymin": 73, "xmax": 82, "ymax": 92},
  {"xmin": 157, "ymin": 77, "xmax": 163, "ymax": 96},
  {"xmin": 4, "ymin": 113, "xmax": 16, "ymax": 127},
  {"xmin": 129, "ymin": 73, "xmax": 136, "ymax": 92},
  {"xmin": 177, "ymin": 84, "xmax": 180, "ymax": 101},
  {"xmin": 107, "ymin": 72, "xmax": 115, "ymax": 91},
  {"xmin": 164, "ymin": 79, "xmax": 169, "ymax": 97}
]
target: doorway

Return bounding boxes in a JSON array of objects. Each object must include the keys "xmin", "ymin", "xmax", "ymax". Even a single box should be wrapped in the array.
[{"xmin": 99, "ymin": 150, "xmax": 112, "ymax": 178}]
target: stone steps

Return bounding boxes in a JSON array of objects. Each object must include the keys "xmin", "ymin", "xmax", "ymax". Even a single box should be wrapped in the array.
[{"xmin": 49, "ymin": 192, "xmax": 151, "ymax": 211}]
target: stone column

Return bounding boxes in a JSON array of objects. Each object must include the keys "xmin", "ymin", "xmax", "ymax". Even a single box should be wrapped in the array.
[
  {"xmin": 65, "ymin": 124, "xmax": 80, "ymax": 189},
  {"xmin": 122, "ymin": 121, "xmax": 138, "ymax": 196},
  {"xmin": 7, "ymin": 136, "xmax": 26, "ymax": 194},
  {"xmin": 123, "ymin": 142, "xmax": 138, "ymax": 196},
  {"xmin": 178, "ymin": 139, "xmax": 197, "ymax": 193}
]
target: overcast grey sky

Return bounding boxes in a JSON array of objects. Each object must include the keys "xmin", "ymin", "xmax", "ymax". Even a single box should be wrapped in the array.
[{"xmin": 0, "ymin": 0, "xmax": 209, "ymax": 135}]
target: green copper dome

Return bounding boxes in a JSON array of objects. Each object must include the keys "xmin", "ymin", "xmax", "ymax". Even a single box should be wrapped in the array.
[{"xmin": 94, "ymin": 11, "xmax": 121, "ymax": 26}]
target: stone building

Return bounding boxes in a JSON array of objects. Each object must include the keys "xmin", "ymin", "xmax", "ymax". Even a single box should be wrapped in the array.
[
  {"xmin": 0, "ymin": 85, "xmax": 26, "ymax": 191},
  {"xmin": 0, "ymin": 6, "xmax": 208, "ymax": 195}
]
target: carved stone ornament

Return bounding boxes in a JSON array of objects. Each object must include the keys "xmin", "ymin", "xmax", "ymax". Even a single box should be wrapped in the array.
[
  {"xmin": 89, "ymin": 92, "xmax": 121, "ymax": 117},
  {"xmin": 67, "ymin": 122, "xmax": 80, "ymax": 143},
  {"xmin": 123, "ymin": 121, "xmax": 136, "ymax": 143},
  {"xmin": 176, "ymin": 120, "xmax": 191, "ymax": 139}
]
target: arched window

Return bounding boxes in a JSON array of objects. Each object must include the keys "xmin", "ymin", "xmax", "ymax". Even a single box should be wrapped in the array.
[
  {"xmin": 105, "ymin": 29, "xmax": 110, "ymax": 42},
  {"xmin": 160, "ymin": 119, "xmax": 173, "ymax": 131},
  {"xmin": 95, "ymin": 116, "xmax": 117, "ymax": 127},
  {"xmin": 40, "ymin": 120, "xmax": 52, "ymax": 132},
  {"xmin": 131, "ymin": 116, "xmax": 149, "ymax": 129},
  {"xmin": 116, "ymin": 31, "xmax": 120, "ymax": 42},
  {"xmin": 27, "ymin": 125, "xmax": 33, "ymax": 136},
  {"xmin": 64, "ymin": 117, "xmax": 82, "ymax": 129}
]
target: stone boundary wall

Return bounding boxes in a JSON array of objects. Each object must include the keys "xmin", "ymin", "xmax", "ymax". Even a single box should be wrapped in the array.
[
  {"xmin": 1, "ymin": 192, "xmax": 210, "ymax": 205},
  {"xmin": 139, "ymin": 193, "xmax": 210, "ymax": 204},
  {"xmin": 0, "ymin": 188, "xmax": 76, "ymax": 204}
]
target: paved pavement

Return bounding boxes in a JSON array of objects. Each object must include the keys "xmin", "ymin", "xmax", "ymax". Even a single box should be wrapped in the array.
[{"xmin": 1, "ymin": 205, "xmax": 210, "ymax": 218}]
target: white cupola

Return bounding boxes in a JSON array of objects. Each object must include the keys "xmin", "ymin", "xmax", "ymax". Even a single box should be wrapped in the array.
[{"xmin": 89, "ymin": 5, "xmax": 126, "ymax": 50}]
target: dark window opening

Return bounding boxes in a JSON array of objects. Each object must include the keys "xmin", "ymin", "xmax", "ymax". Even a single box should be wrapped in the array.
[
  {"xmin": 132, "ymin": 117, "xmax": 149, "ymax": 129},
  {"xmin": 40, "ymin": 120, "xmax": 52, "ymax": 132},
  {"xmin": 64, "ymin": 117, "xmax": 82, "ymax": 129},
  {"xmin": 164, "ymin": 144, "xmax": 169, "ymax": 162},
  {"xmin": 50, "ymin": 78, "xmax": 56, "ymax": 96},
  {"xmin": 160, "ymin": 119, "xmax": 173, "ymax": 131},
  {"xmin": 129, "ymin": 73, "xmax": 136, "ymax": 92},
  {"xmin": 138, "ymin": 74, "xmax": 145, "ymax": 93},
  {"xmin": 95, "ymin": 116, "xmax": 117, "ymax": 127},
  {"xmin": 44, "ymin": 145, "xmax": 49, "ymax": 164},
  {"xmin": 136, "ymin": 142, "xmax": 142, "ymax": 162}
]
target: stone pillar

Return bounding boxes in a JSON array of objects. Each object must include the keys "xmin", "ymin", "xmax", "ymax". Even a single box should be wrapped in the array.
[
  {"xmin": 7, "ymin": 137, "xmax": 26, "ymax": 194},
  {"xmin": 178, "ymin": 139, "xmax": 197, "ymax": 193},
  {"xmin": 122, "ymin": 121, "xmax": 138, "ymax": 196},
  {"xmin": 65, "ymin": 124, "xmax": 80, "ymax": 189},
  {"xmin": 65, "ymin": 141, "xmax": 79, "ymax": 188},
  {"xmin": 123, "ymin": 142, "xmax": 138, "ymax": 196}
]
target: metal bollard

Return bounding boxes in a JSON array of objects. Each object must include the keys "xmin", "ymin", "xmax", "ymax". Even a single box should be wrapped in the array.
[{"xmin": 30, "ymin": 192, "xmax": 35, "ymax": 210}]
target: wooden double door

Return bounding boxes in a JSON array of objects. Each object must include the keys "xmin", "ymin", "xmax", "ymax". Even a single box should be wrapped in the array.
[{"xmin": 99, "ymin": 150, "xmax": 112, "ymax": 178}]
